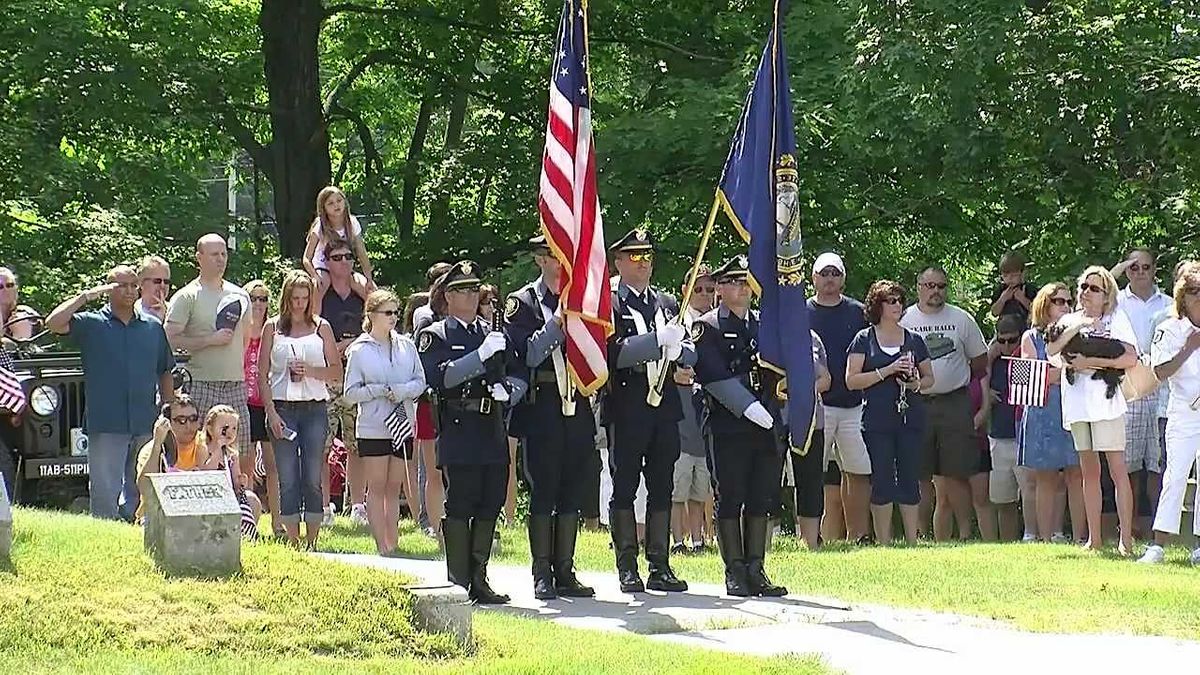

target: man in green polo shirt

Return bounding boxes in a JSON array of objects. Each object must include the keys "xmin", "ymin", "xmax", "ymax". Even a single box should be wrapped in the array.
[{"xmin": 46, "ymin": 264, "xmax": 176, "ymax": 521}]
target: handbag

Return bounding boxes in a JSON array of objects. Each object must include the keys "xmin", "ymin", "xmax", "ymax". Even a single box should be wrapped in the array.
[{"xmin": 1120, "ymin": 355, "xmax": 1159, "ymax": 403}]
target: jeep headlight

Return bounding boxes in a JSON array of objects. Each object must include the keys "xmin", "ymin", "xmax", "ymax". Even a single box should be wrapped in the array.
[{"xmin": 30, "ymin": 385, "xmax": 60, "ymax": 417}]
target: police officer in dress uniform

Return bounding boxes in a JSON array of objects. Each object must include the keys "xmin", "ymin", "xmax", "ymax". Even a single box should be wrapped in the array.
[
  {"xmin": 505, "ymin": 235, "xmax": 597, "ymax": 600},
  {"xmin": 604, "ymin": 228, "xmax": 695, "ymax": 593},
  {"xmin": 417, "ymin": 261, "xmax": 527, "ymax": 604},
  {"xmin": 692, "ymin": 256, "xmax": 788, "ymax": 597}
]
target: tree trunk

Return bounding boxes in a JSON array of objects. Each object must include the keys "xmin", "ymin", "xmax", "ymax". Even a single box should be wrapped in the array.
[
  {"xmin": 259, "ymin": 0, "xmax": 330, "ymax": 260},
  {"xmin": 399, "ymin": 81, "xmax": 438, "ymax": 240}
]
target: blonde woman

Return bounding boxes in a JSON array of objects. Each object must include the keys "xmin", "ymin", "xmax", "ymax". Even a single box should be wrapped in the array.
[
  {"xmin": 0, "ymin": 267, "xmax": 39, "ymax": 340},
  {"xmin": 196, "ymin": 405, "xmax": 262, "ymax": 539},
  {"xmin": 1019, "ymin": 283, "xmax": 1085, "ymax": 543},
  {"xmin": 344, "ymin": 290, "xmax": 426, "ymax": 555},
  {"xmin": 1048, "ymin": 266, "xmax": 1139, "ymax": 554},
  {"xmin": 302, "ymin": 186, "xmax": 374, "ymax": 300},
  {"xmin": 258, "ymin": 271, "xmax": 343, "ymax": 549},
  {"xmin": 243, "ymin": 280, "xmax": 282, "ymax": 537},
  {"xmin": 1140, "ymin": 268, "xmax": 1200, "ymax": 565}
]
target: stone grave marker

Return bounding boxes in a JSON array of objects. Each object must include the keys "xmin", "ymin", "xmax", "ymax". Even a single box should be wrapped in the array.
[
  {"xmin": 0, "ymin": 480, "xmax": 11, "ymax": 561},
  {"xmin": 143, "ymin": 470, "xmax": 241, "ymax": 577}
]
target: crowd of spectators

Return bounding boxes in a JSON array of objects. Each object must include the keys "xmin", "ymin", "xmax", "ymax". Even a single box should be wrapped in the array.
[{"xmin": 3, "ymin": 184, "xmax": 1198, "ymax": 565}]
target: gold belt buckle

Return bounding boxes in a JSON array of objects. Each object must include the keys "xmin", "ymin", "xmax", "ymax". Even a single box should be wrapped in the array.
[{"xmin": 480, "ymin": 397, "xmax": 493, "ymax": 415}]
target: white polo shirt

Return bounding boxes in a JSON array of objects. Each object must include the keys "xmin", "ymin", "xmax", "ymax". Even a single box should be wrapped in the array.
[
  {"xmin": 1151, "ymin": 316, "xmax": 1200, "ymax": 424},
  {"xmin": 1118, "ymin": 285, "xmax": 1172, "ymax": 354}
]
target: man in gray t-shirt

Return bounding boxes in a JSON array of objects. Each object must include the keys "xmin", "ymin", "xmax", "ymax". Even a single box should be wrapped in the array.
[
  {"xmin": 900, "ymin": 266, "xmax": 987, "ymax": 542},
  {"xmin": 671, "ymin": 267, "xmax": 716, "ymax": 553}
]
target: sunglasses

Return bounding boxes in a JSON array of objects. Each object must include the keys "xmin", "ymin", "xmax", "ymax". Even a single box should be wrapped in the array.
[
  {"xmin": 451, "ymin": 285, "xmax": 482, "ymax": 294},
  {"xmin": 627, "ymin": 253, "xmax": 654, "ymax": 263},
  {"xmin": 817, "ymin": 269, "xmax": 844, "ymax": 278},
  {"xmin": 373, "ymin": 309, "xmax": 400, "ymax": 316},
  {"xmin": 694, "ymin": 285, "xmax": 716, "ymax": 294},
  {"xmin": 141, "ymin": 277, "xmax": 170, "ymax": 286},
  {"xmin": 1079, "ymin": 282, "xmax": 1105, "ymax": 295},
  {"xmin": 1128, "ymin": 263, "xmax": 1153, "ymax": 272},
  {"xmin": 0, "ymin": 282, "xmax": 15, "ymax": 290},
  {"xmin": 1050, "ymin": 297, "xmax": 1071, "ymax": 306},
  {"xmin": 327, "ymin": 253, "xmax": 353, "ymax": 262},
  {"xmin": 996, "ymin": 336, "xmax": 1020, "ymax": 345},
  {"xmin": 250, "ymin": 295, "xmax": 270, "ymax": 303},
  {"xmin": 920, "ymin": 282, "xmax": 947, "ymax": 290},
  {"xmin": 171, "ymin": 414, "xmax": 200, "ymax": 424},
  {"xmin": 883, "ymin": 296, "xmax": 904, "ymax": 305}
]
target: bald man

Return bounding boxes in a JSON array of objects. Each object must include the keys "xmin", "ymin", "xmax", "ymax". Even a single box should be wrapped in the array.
[{"xmin": 164, "ymin": 234, "xmax": 253, "ymax": 468}]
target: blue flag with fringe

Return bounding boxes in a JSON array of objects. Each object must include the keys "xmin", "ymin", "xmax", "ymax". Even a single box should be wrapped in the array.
[{"xmin": 715, "ymin": 1, "xmax": 815, "ymax": 452}]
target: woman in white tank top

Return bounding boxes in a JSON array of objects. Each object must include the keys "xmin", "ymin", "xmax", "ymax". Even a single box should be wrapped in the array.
[{"xmin": 257, "ymin": 270, "xmax": 342, "ymax": 549}]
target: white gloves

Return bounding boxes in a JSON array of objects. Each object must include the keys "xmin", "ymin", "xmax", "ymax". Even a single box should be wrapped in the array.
[
  {"xmin": 655, "ymin": 323, "xmax": 686, "ymax": 350},
  {"xmin": 489, "ymin": 382, "xmax": 510, "ymax": 402},
  {"xmin": 743, "ymin": 401, "xmax": 774, "ymax": 429},
  {"xmin": 664, "ymin": 342, "xmax": 683, "ymax": 362},
  {"xmin": 478, "ymin": 331, "xmax": 507, "ymax": 360}
]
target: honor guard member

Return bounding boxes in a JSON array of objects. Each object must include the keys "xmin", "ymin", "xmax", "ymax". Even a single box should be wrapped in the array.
[
  {"xmin": 505, "ymin": 235, "xmax": 596, "ymax": 600},
  {"xmin": 605, "ymin": 228, "xmax": 695, "ymax": 593},
  {"xmin": 692, "ymin": 256, "xmax": 788, "ymax": 598},
  {"xmin": 417, "ymin": 260, "xmax": 527, "ymax": 604}
]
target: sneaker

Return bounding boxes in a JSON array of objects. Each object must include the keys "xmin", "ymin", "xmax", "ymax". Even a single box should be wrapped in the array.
[
  {"xmin": 670, "ymin": 543, "xmax": 688, "ymax": 555},
  {"xmin": 322, "ymin": 504, "xmax": 335, "ymax": 527},
  {"xmin": 1137, "ymin": 544, "xmax": 1165, "ymax": 564},
  {"xmin": 349, "ymin": 503, "xmax": 369, "ymax": 527},
  {"xmin": 1050, "ymin": 532, "xmax": 1070, "ymax": 544},
  {"xmin": 690, "ymin": 542, "xmax": 709, "ymax": 554},
  {"xmin": 1190, "ymin": 548, "xmax": 1200, "ymax": 566},
  {"xmin": 1021, "ymin": 532, "xmax": 1037, "ymax": 543}
]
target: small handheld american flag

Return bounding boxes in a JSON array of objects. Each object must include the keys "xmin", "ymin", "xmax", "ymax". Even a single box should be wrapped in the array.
[
  {"xmin": 0, "ymin": 349, "xmax": 26, "ymax": 415},
  {"xmin": 1006, "ymin": 356, "xmax": 1049, "ymax": 408},
  {"xmin": 386, "ymin": 402, "xmax": 414, "ymax": 454}
]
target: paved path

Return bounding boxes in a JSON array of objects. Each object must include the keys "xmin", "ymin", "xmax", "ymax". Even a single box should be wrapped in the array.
[{"xmin": 320, "ymin": 552, "xmax": 1200, "ymax": 674}]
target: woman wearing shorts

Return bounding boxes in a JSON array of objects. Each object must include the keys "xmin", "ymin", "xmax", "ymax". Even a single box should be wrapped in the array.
[
  {"xmin": 345, "ymin": 289, "xmax": 427, "ymax": 556},
  {"xmin": 1049, "ymin": 266, "xmax": 1138, "ymax": 554},
  {"xmin": 244, "ymin": 280, "xmax": 282, "ymax": 537}
]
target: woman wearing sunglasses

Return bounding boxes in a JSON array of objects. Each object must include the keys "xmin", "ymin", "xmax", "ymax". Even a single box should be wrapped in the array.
[
  {"xmin": 845, "ymin": 280, "xmax": 934, "ymax": 545},
  {"xmin": 243, "ymin": 280, "xmax": 283, "ymax": 537},
  {"xmin": 1019, "ymin": 283, "xmax": 1085, "ymax": 544},
  {"xmin": 1048, "ymin": 266, "xmax": 1139, "ymax": 554},
  {"xmin": 343, "ymin": 289, "xmax": 427, "ymax": 556}
]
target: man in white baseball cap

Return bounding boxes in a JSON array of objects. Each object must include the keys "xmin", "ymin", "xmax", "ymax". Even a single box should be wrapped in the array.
[{"xmin": 807, "ymin": 251, "xmax": 873, "ymax": 544}]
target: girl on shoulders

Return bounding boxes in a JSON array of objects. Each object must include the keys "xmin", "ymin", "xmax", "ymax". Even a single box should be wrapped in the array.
[{"xmin": 302, "ymin": 186, "xmax": 375, "ymax": 301}]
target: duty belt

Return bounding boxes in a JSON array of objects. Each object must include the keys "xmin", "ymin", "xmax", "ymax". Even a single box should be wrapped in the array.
[
  {"xmin": 533, "ymin": 371, "xmax": 559, "ymax": 384},
  {"xmin": 441, "ymin": 397, "xmax": 498, "ymax": 415}
]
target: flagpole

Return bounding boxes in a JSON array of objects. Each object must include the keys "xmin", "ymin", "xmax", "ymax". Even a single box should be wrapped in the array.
[{"xmin": 647, "ymin": 192, "xmax": 722, "ymax": 406}]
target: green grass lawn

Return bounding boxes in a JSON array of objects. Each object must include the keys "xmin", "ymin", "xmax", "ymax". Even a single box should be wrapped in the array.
[
  {"xmin": 0, "ymin": 509, "xmax": 826, "ymax": 674},
  {"xmin": 319, "ymin": 517, "xmax": 1200, "ymax": 640}
]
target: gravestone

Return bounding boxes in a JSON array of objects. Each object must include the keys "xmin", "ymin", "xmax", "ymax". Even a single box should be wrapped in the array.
[
  {"xmin": 143, "ymin": 470, "xmax": 241, "ymax": 577},
  {"xmin": 0, "ymin": 480, "xmax": 11, "ymax": 561}
]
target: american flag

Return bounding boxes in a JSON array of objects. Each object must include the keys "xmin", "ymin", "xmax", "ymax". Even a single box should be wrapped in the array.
[
  {"xmin": 536, "ymin": 0, "xmax": 613, "ymax": 396},
  {"xmin": 0, "ymin": 348, "xmax": 25, "ymax": 415},
  {"xmin": 386, "ymin": 402, "xmax": 413, "ymax": 454},
  {"xmin": 1007, "ymin": 357, "xmax": 1049, "ymax": 407}
]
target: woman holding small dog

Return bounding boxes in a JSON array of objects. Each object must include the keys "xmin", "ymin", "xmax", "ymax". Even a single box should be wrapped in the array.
[{"xmin": 1047, "ymin": 266, "xmax": 1139, "ymax": 554}]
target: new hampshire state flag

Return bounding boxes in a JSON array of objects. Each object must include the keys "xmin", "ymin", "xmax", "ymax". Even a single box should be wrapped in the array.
[{"xmin": 715, "ymin": 1, "xmax": 816, "ymax": 452}]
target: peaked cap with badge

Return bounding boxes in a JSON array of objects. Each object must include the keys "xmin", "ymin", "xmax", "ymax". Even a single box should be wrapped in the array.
[
  {"xmin": 713, "ymin": 255, "xmax": 751, "ymax": 282},
  {"xmin": 608, "ymin": 228, "xmax": 655, "ymax": 253},
  {"xmin": 437, "ymin": 260, "xmax": 483, "ymax": 291}
]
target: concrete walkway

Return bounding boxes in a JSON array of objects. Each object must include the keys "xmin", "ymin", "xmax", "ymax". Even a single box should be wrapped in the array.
[{"xmin": 320, "ymin": 552, "xmax": 1200, "ymax": 674}]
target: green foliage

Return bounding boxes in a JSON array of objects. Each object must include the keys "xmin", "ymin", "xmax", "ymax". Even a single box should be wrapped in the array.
[{"xmin": 1, "ymin": 0, "xmax": 1198, "ymax": 326}]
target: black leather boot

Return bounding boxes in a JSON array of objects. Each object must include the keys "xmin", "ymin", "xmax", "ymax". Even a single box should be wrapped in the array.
[
  {"xmin": 553, "ymin": 513, "xmax": 594, "ymax": 597},
  {"xmin": 528, "ymin": 514, "xmax": 557, "ymax": 600},
  {"xmin": 469, "ymin": 518, "xmax": 510, "ymax": 604},
  {"xmin": 744, "ymin": 514, "xmax": 787, "ymax": 597},
  {"xmin": 441, "ymin": 517, "xmax": 472, "ymax": 591},
  {"xmin": 610, "ymin": 509, "xmax": 644, "ymax": 593},
  {"xmin": 716, "ymin": 518, "xmax": 751, "ymax": 597},
  {"xmin": 644, "ymin": 509, "xmax": 688, "ymax": 592}
]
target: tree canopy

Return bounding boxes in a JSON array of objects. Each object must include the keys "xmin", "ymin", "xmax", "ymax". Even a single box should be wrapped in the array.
[{"xmin": 2, "ymin": 0, "xmax": 1198, "ymax": 323}]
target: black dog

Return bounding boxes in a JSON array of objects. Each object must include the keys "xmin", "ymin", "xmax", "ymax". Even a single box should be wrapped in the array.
[{"xmin": 1046, "ymin": 322, "xmax": 1125, "ymax": 399}]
